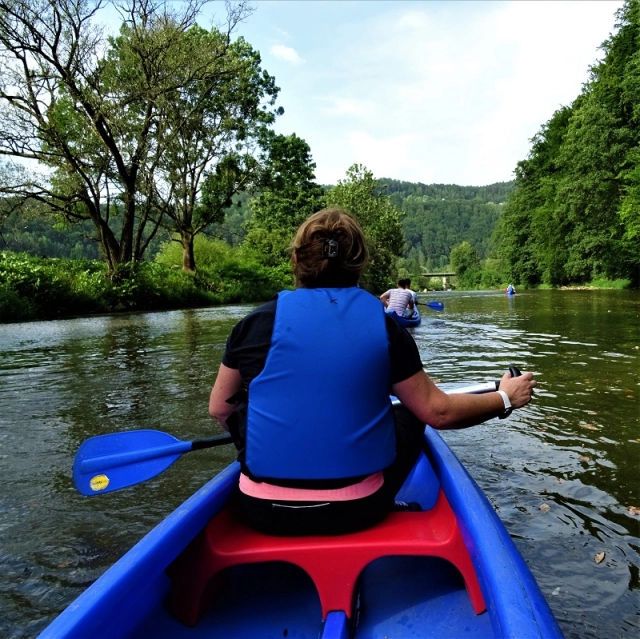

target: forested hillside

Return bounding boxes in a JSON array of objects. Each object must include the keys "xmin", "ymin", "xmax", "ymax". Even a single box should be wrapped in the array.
[
  {"xmin": 380, "ymin": 179, "xmax": 514, "ymax": 270},
  {"xmin": 494, "ymin": 0, "xmax": 640, "ymax": 287},
  {"xmin": 1, "ymin": 178, "xmax": 514, "ymax": 272}
]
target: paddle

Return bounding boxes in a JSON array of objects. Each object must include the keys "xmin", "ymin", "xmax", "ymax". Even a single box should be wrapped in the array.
[
  {"xmin": 415, "ymin": 301, "xmax": 444, "ymax": 311},
  {"xmin": 73, "ymin": 430, "xmax": 233, "ymax": 496},
  {"xmin": 74, "ymin": 369, "xmax": 523, "ymax": 496}
]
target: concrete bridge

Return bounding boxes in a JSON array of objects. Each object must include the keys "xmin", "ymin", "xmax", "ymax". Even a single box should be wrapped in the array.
[{"xmin": 421, "ymin": 272, "xmax": 456, "ymax": 289}]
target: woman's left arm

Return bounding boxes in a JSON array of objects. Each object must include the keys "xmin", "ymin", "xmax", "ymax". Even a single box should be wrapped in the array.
[
  {"xmin": 392, "ymin": 369, "xmax": 535, "ymax": 429},
  {"xmin": 209, "ymin": 363, "xmax": 243, "ymax": 431}
]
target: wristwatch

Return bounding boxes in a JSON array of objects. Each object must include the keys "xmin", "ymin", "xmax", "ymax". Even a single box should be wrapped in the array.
[{"xmin": 496, "ymin": 390, "xmax": 512, "ymax": 419}]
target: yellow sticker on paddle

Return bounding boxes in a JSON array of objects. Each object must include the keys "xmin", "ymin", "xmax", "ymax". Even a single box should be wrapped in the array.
[{"xmin": 90, "ymin": 474, "xmax": 110, "ymax": 492}]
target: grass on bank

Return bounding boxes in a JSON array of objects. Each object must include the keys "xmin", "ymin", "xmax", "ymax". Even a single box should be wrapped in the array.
[{"xmin": 0, "ymin": 239, "xmax": 290, "ymax": 323}]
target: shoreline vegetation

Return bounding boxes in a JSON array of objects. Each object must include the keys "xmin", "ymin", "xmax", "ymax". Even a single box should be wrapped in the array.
[
  {"xmin": 0, "ymin": 249, "xmax": 290, "ymax": 323},
  {"xmin": 0, "ymin": 250, "xmax": 632, "ymax": 324},
  {"xmin": 0, "ymin": 1, "xmax": 638, "ymax": 323}
]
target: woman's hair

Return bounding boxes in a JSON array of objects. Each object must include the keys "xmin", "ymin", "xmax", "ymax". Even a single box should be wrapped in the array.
[{"xmin": 291, "ymin": 208, "xmax": 369, "ymax": 288}]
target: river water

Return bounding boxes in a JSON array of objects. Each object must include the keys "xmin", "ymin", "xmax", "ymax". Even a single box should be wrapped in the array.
[{"xmin": 0, "ymin": 289, "xmax": 638, "ymax": 638}]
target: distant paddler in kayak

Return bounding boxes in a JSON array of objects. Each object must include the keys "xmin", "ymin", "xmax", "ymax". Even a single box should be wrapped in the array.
[
  {"xmin": 505, "ymin": 284, "xmax": 516, "ymax": 295},
  {"xmin": 380, "ymin": 279, "xmax": 415, "ymax": 318},
  {"xmin": 209, "ymin": 207, "xmax": 536, "ymax": 537},
  {"xmin": 403, "ymin": 278, "xmax": 419, "ymax": 317}
]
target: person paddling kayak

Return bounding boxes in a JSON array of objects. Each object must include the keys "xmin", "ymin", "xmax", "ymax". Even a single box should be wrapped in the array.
[
  {"xmin": 209, "ymin": 208, "xmax": 536, "ymax": 537},
  {"xmin": 380, "ymin": 279, "xmax": 414, "ymax": 317}
]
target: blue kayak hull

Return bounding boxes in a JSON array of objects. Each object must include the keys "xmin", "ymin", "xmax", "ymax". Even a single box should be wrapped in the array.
[
  {"xmin": 38, "ymin": 428, "xmax": 563, "ymax": 639},
  {"xmin": 386, "ymin": 309, "xmax": 422, "ymax": 328}
]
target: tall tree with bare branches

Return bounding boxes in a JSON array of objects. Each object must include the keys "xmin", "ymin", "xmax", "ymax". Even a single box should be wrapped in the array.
[{"xmin": 0, "ymin": 0, "xmax": 281, "ymax": 271}]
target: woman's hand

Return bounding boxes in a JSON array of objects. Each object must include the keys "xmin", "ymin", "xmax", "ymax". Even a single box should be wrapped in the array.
[{"xmin": 498, "ymin": 371, "xmax": 536, "ymax": 409}]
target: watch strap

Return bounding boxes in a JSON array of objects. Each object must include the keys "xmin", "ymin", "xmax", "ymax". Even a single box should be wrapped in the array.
[{"xmin": 497, "ymin": 389, "xmax": 512, "ymax": 419}]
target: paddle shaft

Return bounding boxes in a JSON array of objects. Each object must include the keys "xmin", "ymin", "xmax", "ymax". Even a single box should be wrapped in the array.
[
  {"xmin": 81, "ymin": 434, "xmax": 233, "ymax": 474},
  {"xmin": 445, "ymin": 381, "xmax": 498, "ymax": 394},
  {"xmin": 415, "ymin": 301, "xmax": 444, "ymax": 311},
  {"xmin": 445, "ymin": 367, "xmax": 520, "ymax": 395}
]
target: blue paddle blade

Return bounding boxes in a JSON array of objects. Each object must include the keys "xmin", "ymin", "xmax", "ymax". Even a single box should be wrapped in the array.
[
  {"xmin": 424, "ymin": 301, "xmax": 444, "ymax": 311},
  {"xmin": 73, "ymin": 430, "xmax": 190, "ymax": 496}
]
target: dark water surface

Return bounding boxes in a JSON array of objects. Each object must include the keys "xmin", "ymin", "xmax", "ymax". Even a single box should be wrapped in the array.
[{"xmin": 0, "ymin": 289, "xmax": 638, "ymax": 638}]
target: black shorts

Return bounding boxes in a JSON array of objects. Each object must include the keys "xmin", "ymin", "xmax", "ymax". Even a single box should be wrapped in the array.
[{"xmin": 235, "ymin": 405, "xmax": 424, "ymax": 536}]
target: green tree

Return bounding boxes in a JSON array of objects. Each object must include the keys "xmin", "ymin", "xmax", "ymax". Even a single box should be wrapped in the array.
[
  {"xmin": 495, "ymin": 104, "xmax": 574, "ymax": 286},
  {"xmin": 450, "ymin": 241, "xmax": 481, "ymax": 289},
  {"xmin": 130, "ymin": 25, "xmax": 282, "ymax": 271},
  {"xmin": 0, "ymin": 0, "xmax": 277, "ymax": 272},
  {"xmin": 243, "ymin": 133, "xmax": 326, "ymax": 268},
  {"xmin": 325, "ymin": 164, "xmax": 404, "ymax": 292}
]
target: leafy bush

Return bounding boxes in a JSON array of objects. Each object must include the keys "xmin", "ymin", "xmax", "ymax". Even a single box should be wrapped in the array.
[
  {"xmin": 156, "ymin": 235, "xmax": 293, "ymax": 304},
  {"xmin": 0, "ymin": 284, "xmax": 35, "ymax": 322},
  {"xmin": 478, "ymin": 268, "xmax": 503, "ymax": 289},
  {"xmin": 1, "ymin": 235, "xmax": 298, "ymax": 323},
  {"xmin": 0, "ymin": 251, "xmax": 216, "ymax": 322},
  {"xmin": 155, "ymin": 235, "xmax": 236, "ymax": 270},
  {"xmin": 585, "ymin": 278, "xmax": 632, "ymax": 289},
  {"xmin": 0, "ymin": 252, "xmax": 87, "ymax": 318},
  {"xmin": 197, "ymin": 260, "xmax": 291, "ymax": 303}
]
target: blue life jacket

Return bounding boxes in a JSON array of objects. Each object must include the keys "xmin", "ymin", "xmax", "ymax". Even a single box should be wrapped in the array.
[{"xmin": 245, "ymin": 287, "xmax": 396, "ymax": 481}]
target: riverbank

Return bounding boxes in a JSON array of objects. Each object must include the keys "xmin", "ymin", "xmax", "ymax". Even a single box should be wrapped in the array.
[
  {"xmin": 0, "ymin": 251, "xmax": 289, "ymax": 323},
  {"xmin": 1, "ymin": 251, "xmax": 635, "ymax": 324}
]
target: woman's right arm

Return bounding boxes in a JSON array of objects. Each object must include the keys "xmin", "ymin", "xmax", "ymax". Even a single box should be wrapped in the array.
[{"xmin": 209, "ymin": 363, "xmax": 243, "ymax": 431}]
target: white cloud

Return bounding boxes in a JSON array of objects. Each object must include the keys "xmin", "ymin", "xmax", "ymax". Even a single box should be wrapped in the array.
[
  {"xmin": 318, "ymin": 97, "xmax": 375, "ymax": 118},
  {"xmin": 236, "ymin": 1, "xmax": 624, "ymax": 185},
  {"xmin": 307, "ymin": 1, "xmax": 623, "ymax": 184},
  {"xmin": 270, "ymin": 44, "xmax": 304, "ymax": 65},
  {"xmin": 273, "ymin": 26, "xmax": 291, "ymax": 39}
]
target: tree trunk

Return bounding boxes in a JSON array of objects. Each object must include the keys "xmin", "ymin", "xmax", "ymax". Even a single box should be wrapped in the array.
[
  {"xmin": 119, "ymin": 192, "xmax": 136, "ymax": 264},
  {"xmin": 182, "ymin": 233, "xmax": 196, "ymax": 271}
]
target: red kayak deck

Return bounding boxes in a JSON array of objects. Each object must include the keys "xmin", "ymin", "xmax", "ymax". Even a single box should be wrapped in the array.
[{"xmin": 168, "ymin": 490, "xmax": 485, "ymax": 626}]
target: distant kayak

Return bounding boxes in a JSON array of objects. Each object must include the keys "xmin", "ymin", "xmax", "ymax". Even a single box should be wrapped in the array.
[{"xmin": 386, "ymin": 309, "xmax": 421, "ymax": 328}]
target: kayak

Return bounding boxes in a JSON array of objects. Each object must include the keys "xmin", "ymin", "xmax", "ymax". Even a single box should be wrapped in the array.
[
  {"xmin": 38, "ymin": 427, "xmax": 563, "ymax": 639},
  {"xmin": 386, "ymin": 308, "xmax": 422, "ymax": 328}
]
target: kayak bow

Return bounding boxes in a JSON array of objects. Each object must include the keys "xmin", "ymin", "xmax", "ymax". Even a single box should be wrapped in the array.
[{"xmin": 40, "ymin": 426, "xmax": 562, "ymax": 639}]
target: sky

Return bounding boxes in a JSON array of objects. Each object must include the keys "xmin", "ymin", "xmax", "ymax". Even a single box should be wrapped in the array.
[
  {"xmin": 213, "ymin": 0, "xmax": 626, "ymax": 187},
  {"xmin": 107, "ymin": 0, "xmax": 625, "ymax": 187}
]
